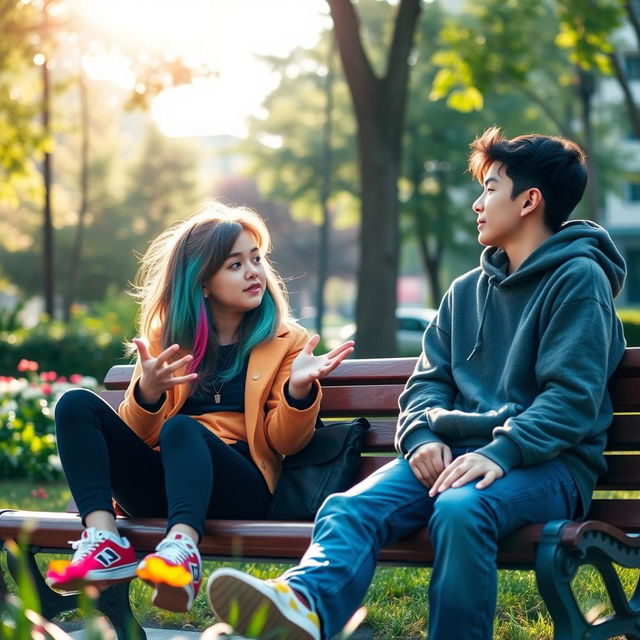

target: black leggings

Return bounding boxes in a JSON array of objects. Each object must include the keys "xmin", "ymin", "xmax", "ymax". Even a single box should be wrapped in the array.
[{"xmin": 54, "ymin": 389, "xmax": 271, "ymax": 538}]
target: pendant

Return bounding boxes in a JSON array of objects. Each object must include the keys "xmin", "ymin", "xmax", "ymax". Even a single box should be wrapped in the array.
[{"xmin": 214, "ymin": 393, "xmax": 221, "ymax": 404}]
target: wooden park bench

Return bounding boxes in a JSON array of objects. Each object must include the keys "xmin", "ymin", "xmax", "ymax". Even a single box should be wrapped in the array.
[{"xmin": 1, "ymin": 347, "xmax": 640, "ymax": 640}]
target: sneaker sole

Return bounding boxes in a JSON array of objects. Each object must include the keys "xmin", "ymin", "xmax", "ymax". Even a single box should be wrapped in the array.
[
  {"xmin": 145, "ymin": 579, "xmax": 193, "ymax": 613},
  {"xmin": 207, "ymin": 570, "xmax": 317, "ymax": 640},
  {"xmin": 47, "ymin": 563, "xmax": 138, "ymax": 593}
]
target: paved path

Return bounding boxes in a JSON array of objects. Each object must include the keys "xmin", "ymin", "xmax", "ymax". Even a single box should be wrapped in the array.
[{"xmin": 67, "ymin": 622, "xmax": 375, "ymax": 639}]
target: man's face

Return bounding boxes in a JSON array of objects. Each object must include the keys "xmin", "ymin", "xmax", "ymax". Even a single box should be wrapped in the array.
[{"xmin": 472, "ymin": 161, "xmax": 527, "ymax": 249}]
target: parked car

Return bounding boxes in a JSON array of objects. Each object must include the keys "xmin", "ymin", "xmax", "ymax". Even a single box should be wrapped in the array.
[{"xmin": 339, "ymin": 307, "xmax": 438, "ymax": 356}]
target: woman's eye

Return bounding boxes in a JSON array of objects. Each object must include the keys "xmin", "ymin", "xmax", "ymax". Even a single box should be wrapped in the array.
[
  {"xmin": 252, "ymin": 255, "xmax": 262, "ymax": 263},
  {"xmin": 229, "ymin": 261, "xmax": 241, "ymax": 269}
]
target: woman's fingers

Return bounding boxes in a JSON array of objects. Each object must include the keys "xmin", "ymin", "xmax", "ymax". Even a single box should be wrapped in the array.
[
  {"xmin": 165, "ymin": 353, "xmax": 193, "ymax": 373},
  {"xmin": 132, "ymin": 338, "xmax": 151, "ymax": 361},
  {"xmin": 170, "ymin": 372, "xmax": 199, "ymax": 386},
  {"xmin": 155, "ymin": 343, "xmax": 181, "ymax": 365},
  {"xmin": 304, "ymin": 334, "xmax": 321, "ymax": 355}
]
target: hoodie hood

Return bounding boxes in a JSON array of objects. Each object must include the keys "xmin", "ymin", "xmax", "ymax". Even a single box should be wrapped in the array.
[{"xmin": 480, "ymin": 219, "xmax": 626, "ymax": 297}]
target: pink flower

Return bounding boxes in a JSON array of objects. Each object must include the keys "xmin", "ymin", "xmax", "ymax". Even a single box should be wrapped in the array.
[
  {"xmin": 31, "ymin": 488, "xmax": 47, "ymax": 500},
  {"xmin": 69, "ymin": 374, "xmax": 82, "ymax": 384},
  {"xmin": 57, "ymin": 376, "xmax": 67, "ymax": 383},
  {"xmin": 40, "ymin": 384, "xmax": 53, "ymax": 395},
  {"xmin": 41, "ymin": 371, "xmax": 57, "ymax": 382},
  {"xmin": 17, "ymin": 359, "xmax": 38, "ymax": 372}
]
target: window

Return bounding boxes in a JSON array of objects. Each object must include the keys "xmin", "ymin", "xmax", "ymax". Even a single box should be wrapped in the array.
[
  {"xmin": 397, "ymin": 318, "xmax": 424, "ymax": 332},
  {"xmin": 626, "ymin": 179, "xmax": 640, "ymax": 202},
  {"xmin": 625, "ymin": 53, "xmax": 640, "ymax": 80},
  {"xmin": 625, "ymin": 249, "xmax": 640, "ymax": 304}
]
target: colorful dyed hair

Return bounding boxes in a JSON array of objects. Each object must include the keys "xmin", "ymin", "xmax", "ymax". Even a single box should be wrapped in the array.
[{"xmin": 132, "ymin": 202, "xmax": 291, "ymax": 391}]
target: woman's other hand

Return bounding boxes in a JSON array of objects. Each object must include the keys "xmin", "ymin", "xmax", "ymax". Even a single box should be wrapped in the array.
[{"xmin": 288, "ymin": 335, "xmax": 354, "ymax": 400}]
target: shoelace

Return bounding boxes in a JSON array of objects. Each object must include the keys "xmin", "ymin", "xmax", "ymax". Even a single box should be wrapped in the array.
[
  {"xmin": 69, "ymin": 529, "xmax": 104, "ymax": 561},
  {"xmin": 155, "ymin": 538, "xmax": 193, "ymax": 565}
]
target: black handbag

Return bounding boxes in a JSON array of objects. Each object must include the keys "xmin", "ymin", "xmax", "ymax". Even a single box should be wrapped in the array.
[{"xmin": 267, "ymin": 417, "xmax": 371, "ymax": 521}]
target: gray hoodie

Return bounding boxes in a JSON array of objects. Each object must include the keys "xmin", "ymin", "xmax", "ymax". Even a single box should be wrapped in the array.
[{"xmin": 395, "ymin": 220, "xmax": 626, "ymax": 511}]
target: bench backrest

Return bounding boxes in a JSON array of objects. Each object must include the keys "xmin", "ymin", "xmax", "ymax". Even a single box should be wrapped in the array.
[{"xmin": 102, "ymin": 347, "xmax": 640, "ymax": 528}]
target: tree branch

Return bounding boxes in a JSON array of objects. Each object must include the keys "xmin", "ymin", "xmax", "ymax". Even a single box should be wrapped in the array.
[
  {"xmin": 503, "ymin": 73, "xmax": 575, "ymax": 139},
  {"xmin": 610, "ymin": 50, "xmax": 640, "ymax": 138},
  {"xmin": 327, "ymin": 0, "xmax": 378, "ymax": 119},
  {"xmin": 384, "ymin": 0, "xmax": 422, "ymax": 123},
  {"xmin": 626, "ymin": 0, "xmax": 640, "ymax": 49}
]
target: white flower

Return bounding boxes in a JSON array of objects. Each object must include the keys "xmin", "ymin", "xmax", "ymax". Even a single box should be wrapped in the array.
[{"xmin": 48, "ymin": 454, "xmax": 62, "ymax": 471}]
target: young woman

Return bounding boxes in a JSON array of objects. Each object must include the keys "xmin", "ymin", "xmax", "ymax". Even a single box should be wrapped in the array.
[{"xmin": 46, "ymin": 203, "xmax": 353, "ymax": 613}]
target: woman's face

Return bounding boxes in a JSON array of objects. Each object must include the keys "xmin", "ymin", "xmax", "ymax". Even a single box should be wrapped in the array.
[{"xmin": 202, "ymin": 229, "xmax": 267, "ymax": 317}]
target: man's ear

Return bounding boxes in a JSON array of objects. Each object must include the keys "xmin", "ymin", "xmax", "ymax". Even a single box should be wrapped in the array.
[{"xmin": 520, "ymin": 187, "xmax": 543, "ymax": 218}]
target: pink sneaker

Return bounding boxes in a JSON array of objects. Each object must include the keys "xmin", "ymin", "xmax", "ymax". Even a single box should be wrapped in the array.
[
  {"xmin": 136, "ymin": 532, "xmax": 202, "ymax": 612},
  {"xmin": 46, "ymin": 527, "xmax": 137, "ymax": 592}
]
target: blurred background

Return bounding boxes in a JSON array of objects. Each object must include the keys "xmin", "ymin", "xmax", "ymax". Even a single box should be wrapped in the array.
[{"xmin": 1, "ymin": 0, "xmax": 639, "ymax": 380}]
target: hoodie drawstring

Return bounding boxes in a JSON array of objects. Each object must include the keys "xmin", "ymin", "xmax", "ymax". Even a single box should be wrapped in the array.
[{"xmin": 467, "ymin": 280, "xmax": 493, "ymax": 361}]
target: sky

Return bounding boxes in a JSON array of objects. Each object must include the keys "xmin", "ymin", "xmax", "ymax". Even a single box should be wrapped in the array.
[{"xmin": 70, "ymin": 0, "xmax": 330, "ymax": 137}]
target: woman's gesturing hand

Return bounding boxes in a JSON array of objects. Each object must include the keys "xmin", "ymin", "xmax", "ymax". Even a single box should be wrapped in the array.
[
  {"xmin": 288, "ymin": 335, "xmax": 354, "ymax": 400},
  {"xmin": 133, "ymin": 338, "xmax": 198, "ymax": 405}
]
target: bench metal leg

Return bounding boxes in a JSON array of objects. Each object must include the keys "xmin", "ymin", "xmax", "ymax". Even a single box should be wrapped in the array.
[
  {"xmin": 97, "ymin": 582, "xmax": 146, "ymax": 640},
  {"xmin": 536, "ymin": 520, "xmax": 640, "ymax": 640},
  {"xmin": 4, "ymin": 544, "xmax": 146, "ymax": 640}
]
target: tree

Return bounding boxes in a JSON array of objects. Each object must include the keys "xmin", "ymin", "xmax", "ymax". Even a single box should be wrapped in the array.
[
  {"xmin": 240, "ymin": 32, "xmax": 359, "ymax": 331},
  {"xmin": 328, "ymin": 0, "xmax": 422, "ymax": 357},
  {"xmin": 0, "ymin": 0, "xmax": 45, "ymax": 201},
  {"xmin": 427, "ymin": 0, "xmax": 630, "ymax": 223}
]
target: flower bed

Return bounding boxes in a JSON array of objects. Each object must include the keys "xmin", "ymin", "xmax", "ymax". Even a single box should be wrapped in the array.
[{"xmin": 0, "ymin": 360, "xmax": 97, "ymax": 481}]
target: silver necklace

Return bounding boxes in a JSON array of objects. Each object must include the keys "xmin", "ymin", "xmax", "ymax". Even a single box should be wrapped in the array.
[{"xmin": 212, "ymin": 345, "xmax": 237, "ymax": 404}]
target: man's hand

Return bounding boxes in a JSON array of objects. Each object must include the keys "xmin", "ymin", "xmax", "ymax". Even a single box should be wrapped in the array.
[
  {"xmin": 428, "ymin": 452, "xmax": 504, "ymax": 497},
  {"xmin": 409, "ymin": 442, "xmax": 452, "ymax": 488}
]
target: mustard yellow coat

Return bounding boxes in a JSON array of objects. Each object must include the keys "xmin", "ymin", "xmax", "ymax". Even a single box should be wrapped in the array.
[{"xmin": 118, "ymin": 322, "xmax": 321, "ymax": 492}]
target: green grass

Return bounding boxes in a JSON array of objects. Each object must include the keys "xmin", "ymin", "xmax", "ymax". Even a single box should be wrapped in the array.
[{"xmin": 0, "ymin": 480, "xmax": 633, "ymax": 639}]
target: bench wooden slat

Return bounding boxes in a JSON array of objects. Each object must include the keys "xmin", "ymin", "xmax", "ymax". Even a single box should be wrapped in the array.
[
  {"xmin": 102, "ymin": 347, "xmax": 640, "ymax": 390},
  {"xmin": 607, "ymin": 414, "xmax": 640, "ymax": 449},
  {"xmin": 609, "ymin": 377, "xmax": 640, "ymax": 412},
  {"xmin": 320, "ymin": 385, "xmax": 405, "ymax": 416},
  {"xmin": 586, "ymin": 499, "xmax": 640, "ymax": 532},
  {"xmin": 0, "ymin": 510, "xmax": 545, "ymax": 567},
  {"xmin": 100, "ymin": 390, "xmax": 123, "ymax": 412},
  {"xmin": 616, "ymin": 347, "xmax": 640, "ymax": 376},
  {"xmin": 597, "ymin": 454, "xmax": 640, "ymax": 489},
  {"xmin": 103, "ymin": 359, "xmax": 420, "ymax": 391}
]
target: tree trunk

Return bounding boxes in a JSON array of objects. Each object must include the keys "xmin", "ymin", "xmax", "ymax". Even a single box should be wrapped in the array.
[
  {"xmin": 577, "ymin": 69, "xmax": 599, "ymax": 223},
  {"xmin": 315, "ymin": 37, "xmax": 334, "ymax": 338},
  {"xmin": 328, "ymin": 0, "xmax": 421, "ymax": 357},
  {"xmin": 42, "ymin": 56, "xmax": 55, "ymax": 319},
  {"xmin": 64, "ymin": 61, "xmax": 89, "ymax": 323}
]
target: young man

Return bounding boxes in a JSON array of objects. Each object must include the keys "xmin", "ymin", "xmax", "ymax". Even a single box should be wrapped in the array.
[{"xmin": 206, "ymin": 127, "xmax": 627, "ymax": 640}]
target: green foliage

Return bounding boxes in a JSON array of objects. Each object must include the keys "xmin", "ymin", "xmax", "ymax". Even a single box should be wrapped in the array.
[
  {"xmin": 0, "ymin": 0, "xmax": 47, "ymax": 206},
  {"xmin": 619, "ymin": 309, "xmax": 640, "ymax": 347},
  {"xmin": 0, "ymin": 367, "xmax": 98, "ymax": 481},
  {"xmin": 555, "ymin": 0, "xmax": 623, "ymax": 72},
  {"xmin": 0, "ymin": 308, "xmax": 132, "ymax": 381}
]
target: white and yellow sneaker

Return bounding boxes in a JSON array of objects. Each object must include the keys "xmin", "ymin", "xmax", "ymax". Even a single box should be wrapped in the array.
[{"xmin": 207, "ymin": 568, "xmax": 321, "ymax": 640}]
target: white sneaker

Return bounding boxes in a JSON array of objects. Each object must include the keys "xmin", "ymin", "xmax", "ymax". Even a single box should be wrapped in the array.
[{"xmin": 207, "ymin": 568, "xmax": 321, "ymax": 640}]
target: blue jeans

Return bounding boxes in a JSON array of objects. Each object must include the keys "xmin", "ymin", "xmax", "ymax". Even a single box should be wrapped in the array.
[{"xmin": 282, "ymin": 451, "xmax": 579, "ymax": 640}]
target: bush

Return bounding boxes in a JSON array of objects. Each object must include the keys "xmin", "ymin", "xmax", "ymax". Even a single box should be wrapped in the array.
[
  {"xmin": 0, "ymin": 312, "xmax": 132, "ymax": 381},
  {"xmin": 619, "ymin": 309, "xmax": 640, "ymax": 347},
  {"xmin": 0, "ymin": 362, "xmax": 98, "ymax": 481}
]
